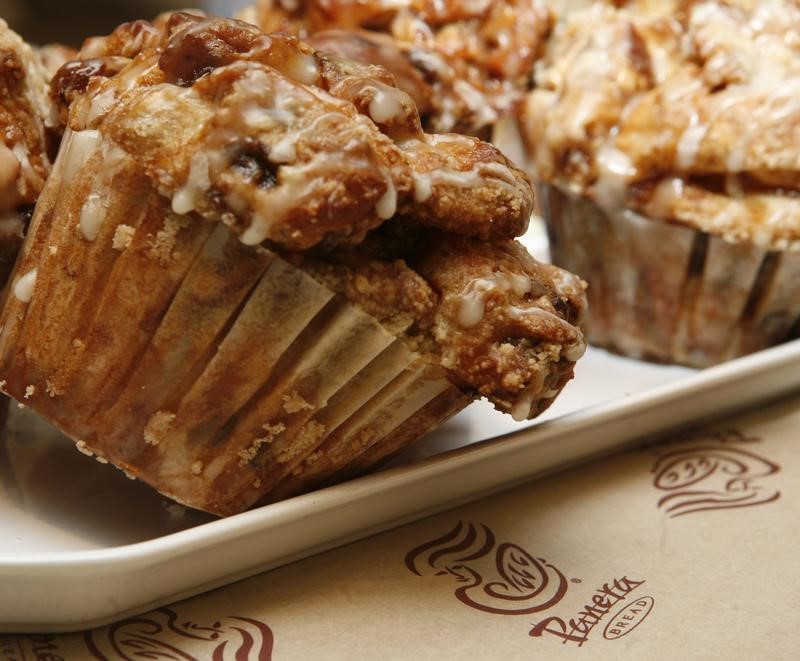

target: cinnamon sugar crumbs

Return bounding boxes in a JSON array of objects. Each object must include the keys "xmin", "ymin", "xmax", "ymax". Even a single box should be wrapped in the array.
[
  {"xmin": 48, "ymin": 245, "xmax": 58, "ymax": 256},
  {"xmin": 190, "ymin": 460, "xmax": 203, "ymax": 475},
  {"xmin": 144, "ymin": 410, "xmax": 176, "ymax": 446},
  {"xmin": 0, "ymin": 380, "xmax": 6, "ymax": 390},
  {"xmin": 112, "ymin": 224, "xmax": 135, "ymax": 251},
  {"xmin": 45, "ymin": 379, "xmax": 64, "ymax": 397},
  {"xmin": 165, "ymin": 503, "xmax": 187, "ymax": 518},
  {"xmin": 23, "ymin": 385, "xmax": 34, "ymax": 399},
  {"xmin": 148, "ymin": 213, "xmax": 189, "ymax": 264},
  {"xmin": 72, "ymin": 338, "xmax": 84, "ymax": 349},
  {"xmin": 238, "ymin": 423, "xmax": 286, "ymax": 465},
  {"xmin": 253, "ymin": 478, "xmax": 262, "ymax": 488},
  {"xmin": 282, "ymin": 391, "xmax": 313, "ymax": 413},
  {"xmin": 276, "ymin": 421, "xmax": 325, "ymax": 463},
  {"xmin": 75, "ymin": 440, "xmax": 93, "ymax": 457}
]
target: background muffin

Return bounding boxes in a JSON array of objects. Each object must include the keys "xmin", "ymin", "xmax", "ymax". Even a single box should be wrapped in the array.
[
  {"xmin": 524, "ymin": 0, "xmax": 800, "ymax": 367},
  {"xmin": 0, "ymin": 13, "xmax": 586, "ymax": 515},
  {"xmin": 238, "ymin": 0, "xmax": 553, "ymax": 156}
]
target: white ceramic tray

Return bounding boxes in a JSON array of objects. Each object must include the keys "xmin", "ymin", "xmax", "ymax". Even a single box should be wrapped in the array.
[{"xmin": 2, "ymin": 337, "xmax": 800, "ymax": 632}]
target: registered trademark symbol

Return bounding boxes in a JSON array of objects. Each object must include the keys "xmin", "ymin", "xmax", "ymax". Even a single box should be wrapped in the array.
[{"xmin": 571, "ymin": 578, "xmax": 582, "ymax": 583}]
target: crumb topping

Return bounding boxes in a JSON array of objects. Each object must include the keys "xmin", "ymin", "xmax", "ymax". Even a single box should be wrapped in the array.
[
  {"xmin": 242, "ymin": 0, "xmax": 554, "ymax": 134},
  {"xmin": 112, "ymin": 223, "xmax": 136, "ymax": 250},
  {"xmin": 526, "ymin": 0, "xmax": 800, "ymax": 249},
  {"xmin": 54, "ymin": 13, "xmax": 532, "ymax": 250},
  {"xmin": 143, "ymin": 410, "xmax": 177, "ymax": 445},
  {"xmin": 413, "ymin": 236, "xmax": 586, "ymax": 417}
]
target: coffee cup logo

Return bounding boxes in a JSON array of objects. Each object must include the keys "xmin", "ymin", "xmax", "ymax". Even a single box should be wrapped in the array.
[
  {"xmin": 404, "ymin": 521, "xmax": 568, "ymax": 614},
  {"xmin": 84, "ymin": 607, "xmax": 273, "ymax": 660},
  {"xmin": 651, "ymin": 430, "xmax": 780, "ymax": 518}
]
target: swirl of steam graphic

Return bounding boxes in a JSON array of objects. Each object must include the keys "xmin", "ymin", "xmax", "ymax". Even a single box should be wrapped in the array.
[
  {"xmin": 83, "ymin": 607, "xmax": 273, "ymax": 660},
  {"xmin": 652, "ymin": 445, "xmax": 780, "ymax": 518},
  {"xmin": 404, "ymin": 521, "xmax": 568, "ymax": 614}
]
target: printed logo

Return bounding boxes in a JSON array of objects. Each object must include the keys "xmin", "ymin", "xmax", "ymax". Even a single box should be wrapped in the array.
[
  {"xmin": 83, "ymin": 607, "xmax": 273, "ymax": 660},
  {"xmin": 0, "ymin": 634, "xmax": 64, "ymax": 661},
  {"xmin": 529, "ymin": 577, "xmax": 647, "ymax": 646},
  {"xmin": 603, "ymin": 596, "xmax": 655, "ymax": 640},
  {"xmin": 651, "ymin": 428, "xmax": 781, "ymax": 518},
  {"xmin": 405, "ymin": 521, "xmax": 649, "ymax": 647},
  {"xmin": 404, "ymin": 520, "xmax": 568, "ymax": 614}
]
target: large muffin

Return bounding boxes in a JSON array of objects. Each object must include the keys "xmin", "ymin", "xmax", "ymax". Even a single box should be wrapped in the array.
[
  {"xmin": 0, "ymin": 13, "xmax": 587, "ymax": 515},
  {"xmin": 524, "ymin": 0, "xmax": 800, "ymax": 367}
]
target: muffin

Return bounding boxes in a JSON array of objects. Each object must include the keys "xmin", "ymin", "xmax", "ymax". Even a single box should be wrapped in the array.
[
  {"xmin": 0, "ymin": 13, "xmax": 587, "ymax": 515},
  {"xmin": 524, "ymin": 0, "xmax": 800, "ymax": 367},
  {"xmin": 0, "ymin": 20, "xmax": 58, "ymax": 287},
  {"xmin": 238, "ymin": 0, "xmax": 552, "ymax": 153}
]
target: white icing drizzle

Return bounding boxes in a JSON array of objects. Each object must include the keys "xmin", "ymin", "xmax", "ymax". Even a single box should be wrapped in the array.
[
  {"xmin": 410, "ymin": 158, "xmax": 519, "ymax": 203},
  {"xmin": 172, "ymin": 152, "xmax": 211, "ymax": 215},
  {"xmin": 594, "ymin": 145, "xmax": 636, "ymax": 210},
  {"xmin": 61, "ymin": 130, "xmax": 101, "ymax": 186},
  {"xmin": 0, "ymin": 143, "xmax": 20, "ymax": 205},
  {"xmin": 79, "ymin": 192, "xmax": 106, "ymax": 241},
  {"xmin": 457, "ymin": 272, "xmax": 536, "ymax": 328},
  {"xmin": 86, "ymin": 87, "xmax": 117, "ymax": 125},
  {"xmin": 646, "ymin": 177, "xmax": 685, "ymax": 218},
  {"xmin": 510, "ymin": 369, "xmax": 546, "ymax": 422},
  {"xmin": 413, "ymin": 173, "xmax": 433, "ymax": 202},
  {"xmin": 367, "ymin": 83, "xmax": 410, "ymax": 124},
  {"xmin": 13, "ymin": 268, "xmax": 37, "ymax": 303},
  {"xmin": 78, "ymin": 141, "xmax": 127, "ymax": 241},
  {"xmin": 508, "ymin": 305, "xmax": 587, "ymax": 362},
  {"xmin": 268, "ymin": 112, "xmax": 343, "ymax": 165},
  {"xmin": 286, "ymin": 53, "xmax": 320, "ymax": 86},
  {"xmin": 10, "ymin": 143, "xmax": 33, "ymax": 186},
  {"xmin": 241, "ymin": 106, "xmax": 288, "ymax": 131},
  {"xmin": 376, "ymin": 170, "xmax": 397, "ymax": 219},
  {"xmin": 453, "ymin": 79, "xmax": 498, "ymax": 127},
  {"xmin": 676, "ymin": 113, "xmax": 708, "ymax": 170}
]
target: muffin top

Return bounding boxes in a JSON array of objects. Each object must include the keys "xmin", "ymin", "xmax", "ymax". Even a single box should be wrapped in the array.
[
  {"xmin": 0, "ymin": 20, "xmax": 56, "ymax": 217},
  {"xmin": 50, "ymin": 12, "xmax": 586, "ymax": 420},
  {"xmin": 525, "ymin": 0, "xmax": 800, "ymax": 249},
  {"xmin": 54, "ymin": 12, "xmax": 533, "ymax": 250},
  {"xmin": 239, "ymin": 0, "xmax": 554, "ymax": 135}
]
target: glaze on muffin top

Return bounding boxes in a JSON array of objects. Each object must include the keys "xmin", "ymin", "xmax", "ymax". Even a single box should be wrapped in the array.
[
  {"xmin": 54, "ymin": 12, "xmax": 533, "ymax": 250},
  {"xmin": 525, "ymin": 0, "xmax": 800, "ymax": 250}
]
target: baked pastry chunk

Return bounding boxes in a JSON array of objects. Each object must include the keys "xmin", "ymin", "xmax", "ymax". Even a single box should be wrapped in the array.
[
  {"xmin": 239, "ymin": 0, "xmax": 553, "ymax": 142},
  {"xmin": 0, "ymin": 14, "xmax": 586, "ymax": 515},
  {"xmin": 526, "ymin": 0, "xmax": 800, "ymax": 366},
  {"xmin": 0, "ymin": 20, "xmax": 58, "ymax": 286}
]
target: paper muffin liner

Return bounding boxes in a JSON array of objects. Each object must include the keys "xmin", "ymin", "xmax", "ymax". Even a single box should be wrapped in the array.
[
  {"xmin": 0, "ymin": 129, "xmax": 470, "ymax": 515},
  {"xmin": 539, "ymin": 184, "xmax": 800, "ymax": 367}
]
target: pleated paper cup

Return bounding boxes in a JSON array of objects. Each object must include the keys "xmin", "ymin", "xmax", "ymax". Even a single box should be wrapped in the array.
[
  {"xmin": 0, "ymin": 128, "xmax": 470, "ymax": 515},
  {"xmin": 539, "ymin": 184, "xmax": 800, "ymax": 367}
]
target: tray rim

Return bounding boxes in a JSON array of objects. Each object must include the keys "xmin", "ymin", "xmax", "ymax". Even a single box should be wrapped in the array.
[{"xmin": 3, "ymin": 339, "xmax": 800, "ymax": 631}]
